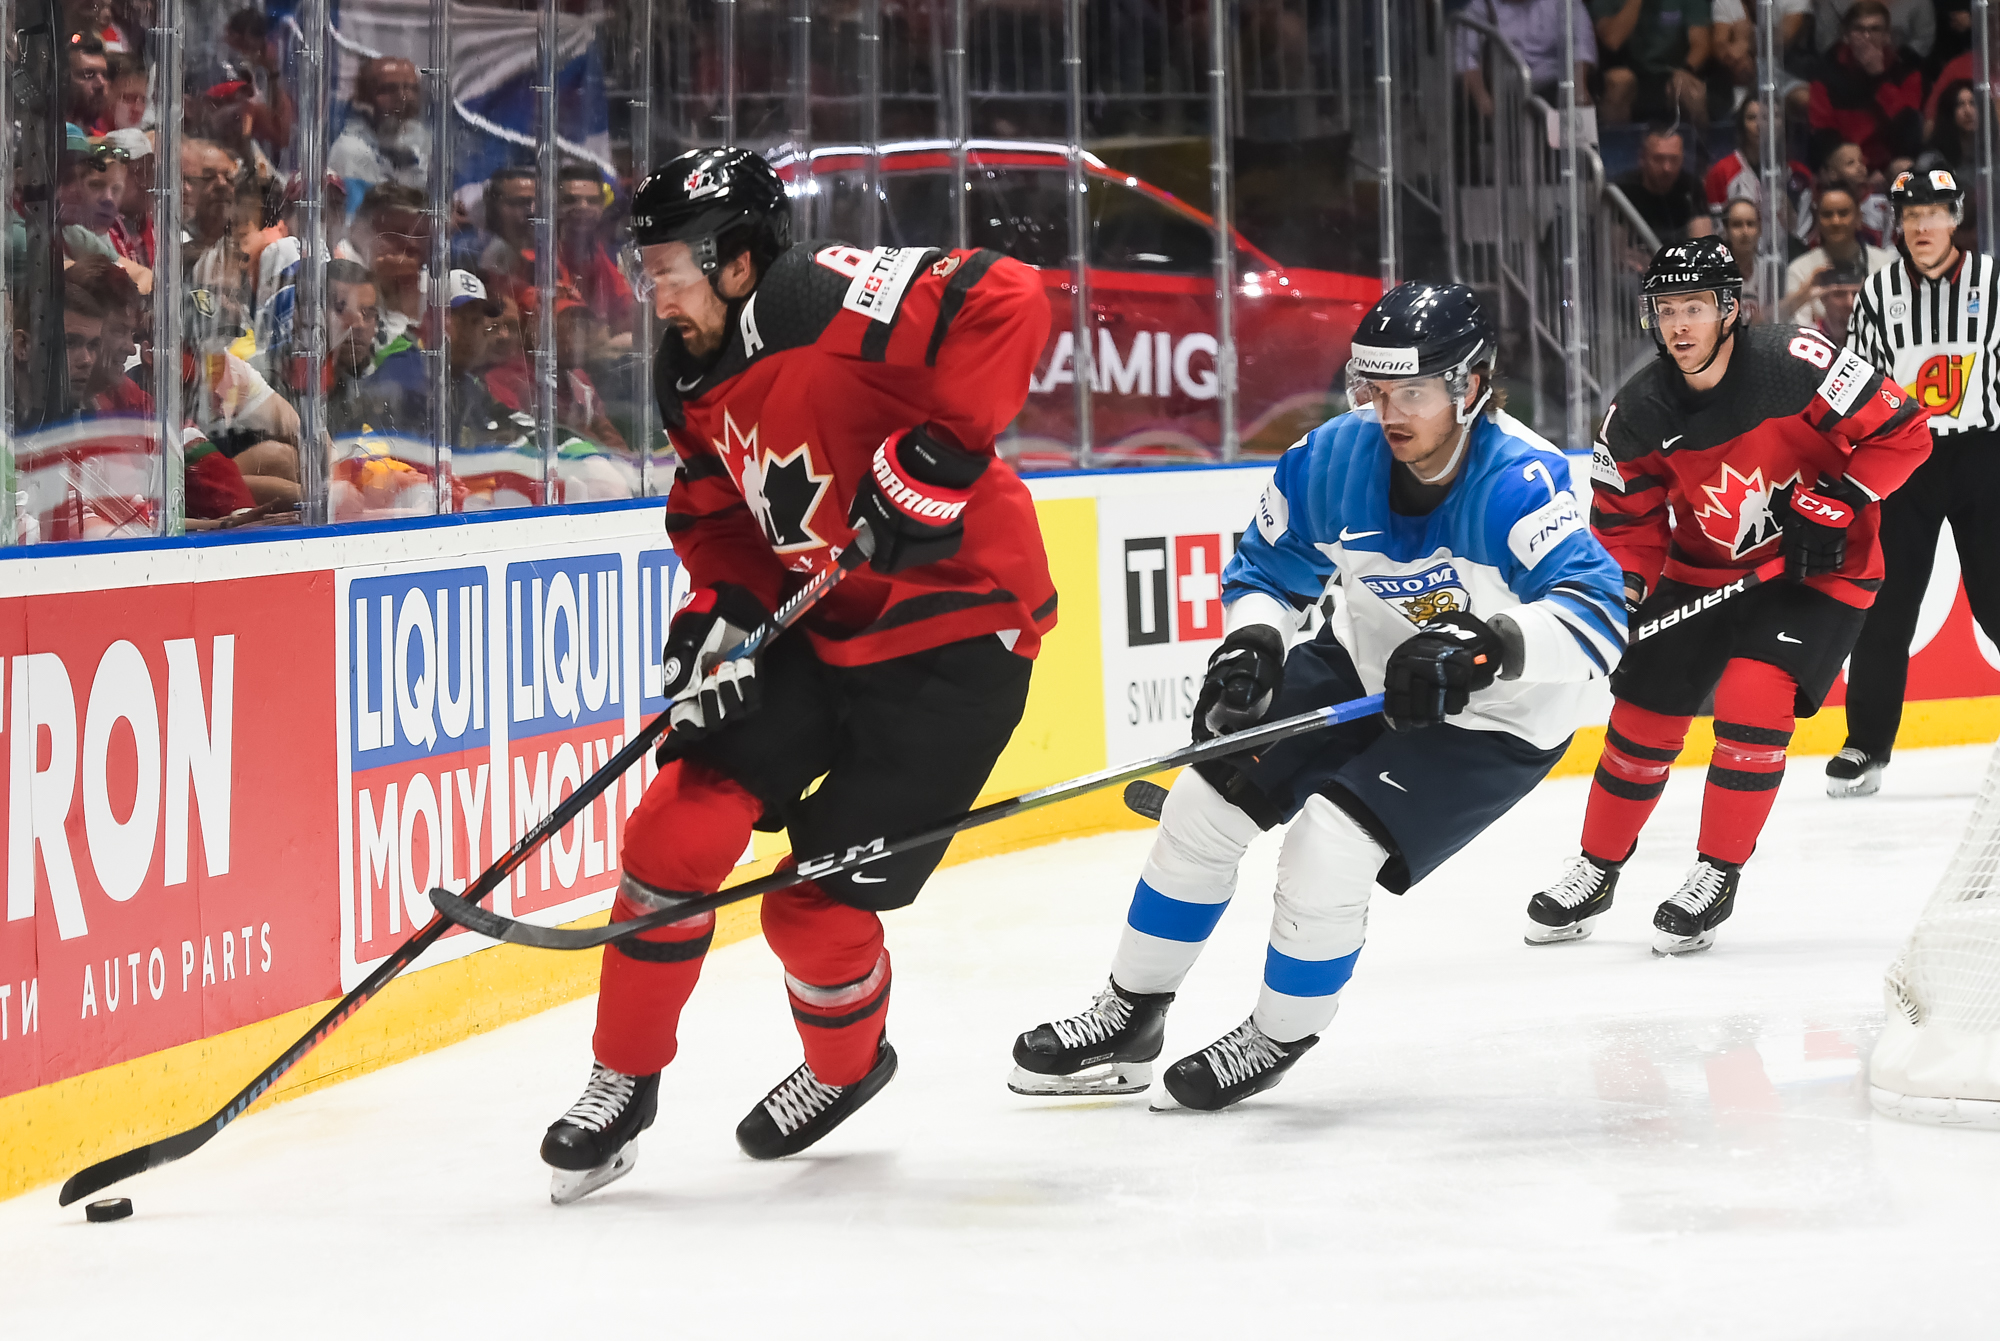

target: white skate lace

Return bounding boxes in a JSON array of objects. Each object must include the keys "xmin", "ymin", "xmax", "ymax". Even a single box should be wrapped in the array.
[
  {"xmin": 561, "ymin": 1064, "xmax": 636, "ymax": 1133},
  {"xmin": 1831, "ymin": 746, "xmax": 1875, "ymax": 773},
  {"xmin": 1201, "ymin": 1020, "xmax": 1289, "ymax": 1089},
  {"xmin": 763, "ymin": 1065, "xmax": 844, "ymax": 1136},
  {"xmin": 1663, "ymin": 862, "xmax": 1729, "ymax": 917},
  {"xmin": 1049, "ymin": 985, "xmax": 1135, "ymax": 1050},
  {"xmin": 1545, "ymin": 856, "xmax": 1608, "ymax": 910}
]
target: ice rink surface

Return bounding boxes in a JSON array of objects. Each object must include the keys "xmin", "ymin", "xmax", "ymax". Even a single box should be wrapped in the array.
[{"xmin": 9, "ymin": 746, "xmax": 2000, "ymax": 1339}]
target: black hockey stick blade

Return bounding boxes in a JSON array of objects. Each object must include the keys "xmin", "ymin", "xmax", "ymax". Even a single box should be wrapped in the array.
[
  {"xmin": 431, "ymin": 692, "xmax": 1387, "ymax": 951},
  {"xmin": 58, "ymin": 546, "xmax": 866, "ymax": 1206},
  {"xmin": 1123, "ymin": 779, "xmax": 1169, "ymax": 821},
  {"xmin": 1628, "ymin": 556, "xmax": 1784, "ymax": 645}
]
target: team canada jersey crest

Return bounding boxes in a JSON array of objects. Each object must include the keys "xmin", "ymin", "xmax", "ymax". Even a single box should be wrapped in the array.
[
  {"xmin": 713, "ymin": 408, "xmax": 832, "ymax": 552},
  {"xmin": 1692, "ymin": 462, "xmax": 1797, "ymax": 558}
]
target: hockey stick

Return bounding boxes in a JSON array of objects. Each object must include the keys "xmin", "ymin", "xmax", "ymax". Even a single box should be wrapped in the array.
[
  {"xmin": 56, "ymin": 545, "xmax": 868, "ymax": 1207},
  {"xmin": 1627, "ymin": 557, "xmax": 1785, "ymax": 645},
  {"xmin": 428, "ymin": 692, "xmax": 1389, "ymax": 951}
]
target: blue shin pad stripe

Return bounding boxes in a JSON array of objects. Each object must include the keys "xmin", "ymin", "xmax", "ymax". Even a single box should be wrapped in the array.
[
  {"xmin": 1126, "ymin": 879, "xmax": 1230, "ymax": 943},
  {"xmin": 1263, "ymin": 944, "xmax": 1361, "ymax": 998}
]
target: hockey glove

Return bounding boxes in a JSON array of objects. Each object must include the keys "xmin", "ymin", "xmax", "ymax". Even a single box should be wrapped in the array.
[
  {"xmin": 1776, "ymin": 474, "xmax": 1868, "ymax": 581},
  {"xmin": 847, "ymin": 423, "xmax": 990, "ymax": 576},
  {"xmin": 1382, "ymin": 611, "xmax": 1502, "ymax": 732},
  {"xmin": 1192, "ymin": 624, "xmax": 1287, "ymax": 742},
  {"xmin": 655, "ymin": 583, "xmax": 768, "ymax": 758}
]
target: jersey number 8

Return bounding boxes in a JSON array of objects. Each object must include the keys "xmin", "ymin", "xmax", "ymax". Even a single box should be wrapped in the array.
[{"xmin": 1788, "ymin": 332, "xmax": 1836, "ymax": 369}]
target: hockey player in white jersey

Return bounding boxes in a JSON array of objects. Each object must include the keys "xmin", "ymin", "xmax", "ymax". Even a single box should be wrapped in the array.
[{"xmin": 1009, "ymin": 283, "xmax": 1629, "ymax": 1111}]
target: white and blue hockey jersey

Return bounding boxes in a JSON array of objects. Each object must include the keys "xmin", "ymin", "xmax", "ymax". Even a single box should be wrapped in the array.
[{"xmin": 1225, "ymin": 408, "xmax": 1629, "ymax": 750}]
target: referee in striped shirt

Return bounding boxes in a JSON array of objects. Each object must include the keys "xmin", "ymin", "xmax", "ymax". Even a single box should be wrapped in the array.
[{"xmin": 1833, "ymin": 167, "xmax": 1994, "ymax": 797}]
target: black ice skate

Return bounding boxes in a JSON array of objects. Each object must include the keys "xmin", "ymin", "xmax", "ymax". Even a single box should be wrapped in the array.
[
  {"xmin": 541, "ymin": 1063, "xmax": 660, "ymax": 1205},
  {"xmin": 1826, "ymin": 746, "xmax": 1887, "ymax": 799},
  {"xmin": 1524, "ymin": 853, "xmax": 1620, "ymax": 945},
  {"xmin": 1009, "ymin": 978, "xmax": 1175, "ymax": 1096},
  {"xmin": 1651, "ymin": 857, "xmax": 1740, "ymax": 956},
  {"xmin": 735, "ymin": 1040, "xmax": 898, "ymax": 1160},
  {"xmin": 1155, "ymin": 1018, "xmax": 1317, "ymax": 1112}
]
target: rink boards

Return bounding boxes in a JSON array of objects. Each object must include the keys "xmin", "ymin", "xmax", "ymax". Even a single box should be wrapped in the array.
[{"xmin": 3, "ymin": 464, "xmax": 1999, "ymax": 1198}]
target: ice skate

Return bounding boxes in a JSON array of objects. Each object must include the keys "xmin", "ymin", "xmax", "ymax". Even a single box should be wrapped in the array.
[
  {"xmin": 1651, "ymin": 858, "xmax": 1740, "ymax": 955},
  {"xmin": 735, "ymin": 1040, "xmax": 899, "ymax": 1160},
  {"xmin": 1009, "ymin": 979, "xmax": 1174, "ymax": 1096},
  {"xmin": 541, "ymin": 1063, "xmax": 660, "ymax": 1205},
  {"xmin": 1826, "ymin": 746, "xmax": 1886, "ymax": 798},
  {"xmin": 1153, "ymin": 1018, "xmax": 1317, "ymax": 1112},
  {"xmin": 1524, "ymin": 854, "xmax": 1619, "ymax": 945}
]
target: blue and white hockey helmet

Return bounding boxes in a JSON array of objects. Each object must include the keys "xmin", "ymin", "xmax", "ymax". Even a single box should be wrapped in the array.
[{"xmin": 1345, "ymin": 282, "xmax": 1497, "ymax": 425}]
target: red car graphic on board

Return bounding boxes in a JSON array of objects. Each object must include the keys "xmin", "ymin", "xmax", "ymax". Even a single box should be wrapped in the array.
[{"xmin": 781, "ymin": 140, "xmax": 1379, "ymax": 468}]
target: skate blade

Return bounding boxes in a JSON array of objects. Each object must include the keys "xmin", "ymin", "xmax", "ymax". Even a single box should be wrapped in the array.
[
  {"xmin": 1524, "ymin": 914, "xmax": 1599, "ymax": 946},
  {"xmin": 1650, "ymin": 928, "xmax": 1717, "ymax": 957},
  {"xmin": 1148, "ymin": 1084, "xmax": 1182, "ymax": 1112},
  {"xmin": 549, "ymin": 1139, "xmax": 637, "ymax": 1205},
  {"xmin": 1826, "ymin": 771, "xmax": 1882, "ymax": 799},
  {"xmin": 1008, "ymin": 1061, "xmax": 1151, "ymax": 1097}
]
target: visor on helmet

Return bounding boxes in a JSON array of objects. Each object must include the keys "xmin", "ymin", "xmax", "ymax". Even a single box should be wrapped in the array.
[
  {"xmin": 619, "ymin": 239, "xmax": 712, "ymax": 304},
  {"xmin": 1346, "ymin": 372, "xmax": 1457, "ymax": 418},
  {"xmin": 1642, "ymin": 290, "xmax": 1732, "ymax": 330}
]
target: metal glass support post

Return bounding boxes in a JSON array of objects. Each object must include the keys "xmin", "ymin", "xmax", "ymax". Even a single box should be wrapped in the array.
[
  {"xmin": 0, "ymin": 0, "xmax": 14, "ymax": 544},
  {"xmin": 861, "ymin": 0, "xmax": 882, "ymax": 248},
  {"xmin": 1560, "ymin": 0, "xmax": 1586, "ymax": 450},
  {"xmin": 789, "ymin": 0, "xmax": 813, "ymax": 237},
  {"xmin": 1376, "ymin": 0, "xmax": 1397, "ymax": 290},
  {"xmin": 719, "ymin": 0, "xmax": 737, "ymax": 143},
  {"xmin": 1210, "ymin": 0, "xmax": 1239, "ymax": 460},
  {"xmin": 1063, "ymin": 0, "xmax": 1093, "ymax": 468},
  {"xmin": 635, "ymin": 0, "xmax": 658, "ymax": 494},
  {"xmin": 534, "ymin": 0, "xmax": 560, "ymax": 502},
  {"xmin": 155, "ymin": 0, "xmax": 187, "ymax": 533},
  {"xmin": 1755, "ymin": 0, "xmax": 1784, "ymax": 318},
  {"xmin": 950, "ymin": 0, "xmax": 969, "ymax": 250},
  {"xmin": 426, "ymin": 0, "xmax": 453, "ymax": 514},
  {"xmin": 294, "ymin": 0, "xmax": 329, "ymax": 526},
  {"xmin": 1977, "ymin": 0, "xmax": 1996, "ymax": 255}
]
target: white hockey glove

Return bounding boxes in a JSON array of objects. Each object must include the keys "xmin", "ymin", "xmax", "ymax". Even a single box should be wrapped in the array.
[{"xmin": 655, "ymin": 583, "xmax": 767, "ymax": 759}]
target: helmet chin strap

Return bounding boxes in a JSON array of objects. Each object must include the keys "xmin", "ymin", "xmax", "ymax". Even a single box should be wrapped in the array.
[{"xmin": 1410, "ymin": 384, "xmax": 1492, "ymax": 485}]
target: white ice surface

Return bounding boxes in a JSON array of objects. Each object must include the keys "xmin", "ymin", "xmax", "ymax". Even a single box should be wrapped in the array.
[{"xmin": 10, "ymin": 748, "xmax": 2000, "ymax": 1339}]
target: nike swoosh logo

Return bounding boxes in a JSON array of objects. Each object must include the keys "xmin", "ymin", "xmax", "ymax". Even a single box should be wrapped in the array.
[
  {"xmin": 1339, "ymin": 527, "xmax": 1383, "ymax": 542},
  {"xmin": 1663, "ymin": 435, "xmax": 1683, "ymax": 450},
  {"xmin": 850, "ymin": 871, "xmax": 888, "ymax": 884},
  {"xmin": 676, "ymin": 375, "xmax": 703, "ymax": 392},
  {"xmin": 1379, "ymin": 771, "xmax": 1408, "ymax": 792},
  {"xmin": 1776, "ymin": 632, "xmax": 1801, "ymax": 644}
]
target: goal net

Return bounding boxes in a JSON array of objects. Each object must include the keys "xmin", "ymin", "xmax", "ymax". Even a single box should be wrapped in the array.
[{"xmin": 1872, "ymin": 738, "xmax": 2000, "ymax": 1128}]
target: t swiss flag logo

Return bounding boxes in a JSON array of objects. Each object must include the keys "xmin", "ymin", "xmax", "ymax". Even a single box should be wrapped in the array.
[{"xmin": 1123, "ymin": 533, "xmax": 1241, "ymax": 646}]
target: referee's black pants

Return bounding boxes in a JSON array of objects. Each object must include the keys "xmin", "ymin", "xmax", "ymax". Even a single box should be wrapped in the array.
[{"xmin": 1844, "ymin": 432, "xmax": 2000, "ymax": 757}]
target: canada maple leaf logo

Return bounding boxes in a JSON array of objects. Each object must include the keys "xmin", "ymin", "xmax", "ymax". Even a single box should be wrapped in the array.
[
  {"xmin": 714, "ymin": 409, "xmax": 831, "ymax": 553},
  {"xmin": 1692, "ymin": 462, "xmax": 1797, "ymax": 559}
]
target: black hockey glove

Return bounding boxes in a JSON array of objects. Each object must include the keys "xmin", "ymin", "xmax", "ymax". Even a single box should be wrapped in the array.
[
  {"xmin": 1192, "ymin": 624, "xmax": 1287, "ymax": 742},
  {"xmin": 1776, "ymin": 474, "xmax": 1868, "ymax": 582},
  {"xmin": 655, "ymin": 583, "xmax": 768, "ymax": 759},
  {"xmin": 1382, "ymin": 611, "xmax": 1502, "ymax": 732},
  {"xmin": 847, "ymin": 423, "xmax": 990, "ymax": 576}
]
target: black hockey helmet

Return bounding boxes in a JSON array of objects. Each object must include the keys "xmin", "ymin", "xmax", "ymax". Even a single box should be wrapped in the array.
[
  {"xmin": 626, "ymin": 146, "xmax": 792, "ymax": 287},
  {"xmin": 1345, "ymin": 281, "xmax": 1497, "ymax": 426},
  {"xmin": 1890, "ymin": 165, "xmax": 1966, "ymax": 226},
  {"xmin": 1641, "ymin": 236, "xmax": 1742, "ymax": 373}
]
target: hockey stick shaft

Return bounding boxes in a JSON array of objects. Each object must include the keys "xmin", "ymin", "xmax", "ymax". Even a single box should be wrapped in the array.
[
  {"xmin": 430, "ymin": 692, "xmax": 1388, "ymax": 951},
  {"xmin": 1627, "ymin": 557, "xmax": 1784, "ymax": 645},
  {"xmin": 56, "ymin": 546, "xmax": 867, "ymax": 1207}
]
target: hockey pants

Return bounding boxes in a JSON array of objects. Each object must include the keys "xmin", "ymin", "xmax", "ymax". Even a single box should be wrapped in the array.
[{"xmin": 1109, "ymin": 769, "xmax": 1387, "ymax": 1043}]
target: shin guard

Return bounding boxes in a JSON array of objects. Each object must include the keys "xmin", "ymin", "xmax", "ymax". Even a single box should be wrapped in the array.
[
  {"xmin": 1110, "ymin": 770, "xmax": 1262, "ymax": 995},
  {"xmin": 762, "ymin": 884, "xmax": 890, "ymax": 1086},
  {"xmin": 1580, "ymin": 701, "xmax": 1691, "ymax": 866},
  {"xmin": 1699, "ymin": 658, "xmax": 1798, "ymax": 866}
]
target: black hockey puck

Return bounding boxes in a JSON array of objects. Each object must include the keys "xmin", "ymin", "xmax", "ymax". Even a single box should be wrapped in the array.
[{"xmin": 84, "ymin": 1197, "xmax": 133, "ymax": 1223}]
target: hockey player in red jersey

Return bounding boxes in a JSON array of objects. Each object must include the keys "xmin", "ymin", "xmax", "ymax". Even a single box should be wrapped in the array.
[
  {"xmin": 537, "ymin": 148, "xmax": 1055, "ymax": 1202},
  {"xmin": 1524, "ymin": 236, "xmax": 1931, "ymax": 954}
]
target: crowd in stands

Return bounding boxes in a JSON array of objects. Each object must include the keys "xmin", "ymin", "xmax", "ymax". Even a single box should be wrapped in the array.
[{"xmin": 7, "ymin": 6, "xmax": 645, "ymax": 539}]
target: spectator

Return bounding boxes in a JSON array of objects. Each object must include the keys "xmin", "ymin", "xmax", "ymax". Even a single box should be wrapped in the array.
[
  {"xmin": 1817, "ymin": 139, "xmax": 1893, "ymax": 244},
  {"xmin": 328, "ymin": 57, "xmax": 427, "ymax": 196},
  {"xmin": 444, "ymin": 270, "xmax": 511, "ymax": 442},
  {"xmin": 57, "ymin": 137, "xmax": 126, "ymax": 264},
  {"xmin": 1591, "ymin": 0, "xmax": 1711, "ymax": 125},
  {"xmin": 1703, "ymin": 97, "xmax": 1814, "ymax": 214},
  {"xmin": 482, "ymin": 291, "xmax": 533, "ymax": 413},
  {"xmin": 104, "ymin": 127, "xmax": 155, "ymax": 267},
  {"xmin": 552, "ymin": 297, "xmax": 628, "ymax": 455},
  {"xmin": 61, "ymin": 0, "xmax": 133, "ymax": 53},
  {"xmin": 1455, "ymin": 0, "xmax": 1598, "ymax": 112},
  {"xmin": 1923, "ymin": 79, "xmax": 1983, "ymax": 176},
  {"xmin": 1807, "ymin": 0, "xmax": 1931, "ymax": 60},
  {"xmin": 181, "ymin": 137, "xmax": 240, "ymax": 252},
  {"xmin": 197, "ymin": 75, "xmax": 278, "ymax": 183},
  {"xmin": 1721, "ymin": 195, "xmax": 1762, "ymax": 286},
  {"xmin": 182, "ymin": 285, "xmax": 303, "ymax": 506},
  {"xmin": 64, "ymin": 255, "xmax": 148, "ymax": 419},
  {"xmin": 59, "ymin": 284, "xmax": 107, "ymax": 408},
  {"xmin": 475, "ymin": 166, "xmax": 537, "ymax": 289},
  {"xmin": 1778, "ymin": 184, "xmax": 1895, "ymax": 324},
  {"xmin": 347, "ymin": 184, "xmax": 428, "ymax": 347},
  {"xmin": 63, "ymin": 32, "xmax": 111, "ymax": 134},
  {"xmin": 555, "ymin": 165, "xmax": 635, "ymax": 337},
  {"xmin": 1614, "ymin": 121, "xmax": 1709, "ymax": 238},
  {"xmin": 105, "ymin": 52, "xmax": 148, "ymax": 131},
  {"xmin": 1807, "ymin": 1, "xmax": 1923, "ymax": 172},
  {"xmin": 1708, "ymin": 0, "xmax": 1809, "ymax": 117},
  {"xmin": 222, "ymin": 9, "xmax": 294, "ymax": 152}
]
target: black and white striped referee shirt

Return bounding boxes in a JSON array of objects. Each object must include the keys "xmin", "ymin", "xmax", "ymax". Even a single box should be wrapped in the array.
[{"xmin": 1847, "ymin": 250, "xmax": 2000, "ymax": 436}]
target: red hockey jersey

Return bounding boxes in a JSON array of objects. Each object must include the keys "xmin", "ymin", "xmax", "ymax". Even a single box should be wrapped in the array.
[
  {"xmin": 1591, "ymin": 322, "xmax": 1932, "ymax": 609},
  {"xmin": 660, "ymin": 242, "xmax": 1056, "ymax": 665}
]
